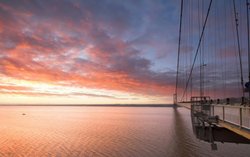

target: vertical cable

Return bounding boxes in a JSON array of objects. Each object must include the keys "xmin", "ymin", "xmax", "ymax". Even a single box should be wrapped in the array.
[
  {"xmin": 181, "ymin": 0, "xmax": 213, "ymax": 101},
  {"xmin": 233, "ymin": 0, "xmax": 245, "ymax": 98},
  {"xmin": 199, "ymin": 0, "xmax": 202, "ymax": 98},
  {"xmin": 175, "ymin": 0, "xmax": 184, "ymax": 104},
  {"xmin": 246, "ymin": 0, "xmax": 250, "ymax": 103}
]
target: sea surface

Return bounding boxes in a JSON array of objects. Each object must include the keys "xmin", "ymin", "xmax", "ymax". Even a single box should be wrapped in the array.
[{"xmin": 0, "ymin": 106, "xmax": 249, "ymax": 157}]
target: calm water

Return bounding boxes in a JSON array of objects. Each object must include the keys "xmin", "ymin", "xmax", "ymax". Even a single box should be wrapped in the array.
[{"xmin": 0, "ymin": 106, "xmax": 249, "ymax": 157}]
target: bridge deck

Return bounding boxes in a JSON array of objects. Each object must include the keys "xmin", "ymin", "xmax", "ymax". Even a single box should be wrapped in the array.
[{"xmin": 177, "ymin": 102, "xmax": 250, "ymax": 140}]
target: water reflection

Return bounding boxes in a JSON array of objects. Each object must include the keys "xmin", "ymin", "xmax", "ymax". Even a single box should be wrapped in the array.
[
  {"xmin": 190, "ymin": 103, "xmax": 250, "ymax": 147},
  {"xmin": 171, "ymin": 107, "xmax": 201, "ymax": 157},
  {"xmin": 0, "ymin": 106, "xmax": 249, "ymax": 157}
]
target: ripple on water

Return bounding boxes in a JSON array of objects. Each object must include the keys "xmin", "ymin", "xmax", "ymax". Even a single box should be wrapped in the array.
[{"xmin": 0, "ymin": 106, "xmax": 249, "ymax": 157}]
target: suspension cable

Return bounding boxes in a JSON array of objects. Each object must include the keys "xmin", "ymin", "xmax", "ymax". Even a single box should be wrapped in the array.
[
  {"xmin": 175, "ymin": 0, "xmax": 184, "ymax": 103},
  {"xmin": 233, "ymin": 0, "xmax": 245, "ymax": 97},
  {"xmin": 181, "ymin": 0, "xmax": 213, "ymax": 101},
  {"xmin": 246, "ymin": 0, "xmax": 250, "ymax": 102}
]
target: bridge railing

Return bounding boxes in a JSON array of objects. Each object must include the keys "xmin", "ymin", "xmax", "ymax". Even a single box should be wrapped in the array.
[{"xmin": 212, "ymin": 105, "xmax": 250, "ymax": 130}]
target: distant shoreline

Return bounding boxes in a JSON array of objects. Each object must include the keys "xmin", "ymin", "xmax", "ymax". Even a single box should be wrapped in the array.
[{"xmin": 0, "ymin": 104, "xmax": 174, "ymax": 107}]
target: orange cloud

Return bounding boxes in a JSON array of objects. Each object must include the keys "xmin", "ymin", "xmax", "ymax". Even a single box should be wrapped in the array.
[
  {"xmin": 0, "ymin": 85, "xmax": 30, "ymax": 91},
  {"xmin": 0, "ymin": 0, "xmax": 177, "ymax": 104}
]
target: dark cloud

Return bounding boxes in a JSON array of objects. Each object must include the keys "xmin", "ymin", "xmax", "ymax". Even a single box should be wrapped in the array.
[{"xmin": 3, "ymin": 0, "xmax": 236, "ymax": 100}]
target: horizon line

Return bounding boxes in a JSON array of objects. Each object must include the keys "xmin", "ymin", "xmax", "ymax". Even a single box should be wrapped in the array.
[{"xmin": 0, "ymin": 104, "xmax": 173, "ymax": 107}]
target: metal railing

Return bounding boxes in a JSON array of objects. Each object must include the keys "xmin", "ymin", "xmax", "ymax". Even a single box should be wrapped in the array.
[{"xmin": 212, "ymin": 105, "xmax": 250, "ymax": 129}]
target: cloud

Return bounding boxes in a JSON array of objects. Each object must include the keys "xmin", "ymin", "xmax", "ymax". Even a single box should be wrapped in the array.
[
  {"xmin": 0, "ymin": 86, "xmax": 126, "ymax": 99},
  {"xmin": 0, "ymin": 85, "xmax": 31, "ymax": 91},
  {"xmin": 1, "ymin": 0, "xmax": 248, "ymax": 104},
  {"xmin": 3, "ymin": 0, "xmax": 245, "ymax": 102},
  {"xmin": 0, "ymin": 0, "xmax": 179, "ymax": 101}
]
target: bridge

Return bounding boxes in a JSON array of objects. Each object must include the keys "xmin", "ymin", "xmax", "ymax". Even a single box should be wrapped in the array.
[
  {"xmin": 173, "ymin": 0, "xmax": 250, "ymax": 150},
  {"xmin": 177, "ymin": 97, "xmax": 250, "ymax": 150}
]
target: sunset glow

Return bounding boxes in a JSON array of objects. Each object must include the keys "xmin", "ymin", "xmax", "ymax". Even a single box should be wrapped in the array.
[
  {"xmin": 1, "ymin": 0, "xmax": 247, "ymax": 104},
  {"xmin": 0, "ymin": 0, "xmax": 178, "ymax": 104}
]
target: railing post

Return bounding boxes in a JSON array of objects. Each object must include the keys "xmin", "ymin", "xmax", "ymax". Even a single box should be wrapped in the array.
[
  {"xmin": 239, "ymin": 107, "xmax": 242, "ymax": 128},
  {"xmin": 226, "ymin": 98, "xmax": 230, "ymax": 105},
  {"xmin": 222, "ymin": 106, "xmax": 225, "ymax": 121},
  {"xmin": 212, "ymin": 105, "xmax": 214, "ymax": 116},
  {"xmin": 217, "ymin": 99, "xmax": 220, "ymax": 104}
]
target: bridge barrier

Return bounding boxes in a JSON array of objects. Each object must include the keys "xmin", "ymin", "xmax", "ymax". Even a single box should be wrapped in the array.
[{"xmin": 212, "ymin": 105, "xmax": 250, "ymax": 130}]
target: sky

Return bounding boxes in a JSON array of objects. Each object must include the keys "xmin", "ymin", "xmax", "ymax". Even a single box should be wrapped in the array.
[
  {"xmin": 0, "ymin": 0, "xmax": 248, "ymax": 105},
  {"xmin": 0, "ymin": 0, "xmax": 180, "ymax": 104},
  {"xmin": 176, "ymin": 0, "xmax": 249, "ymax": 101}
]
